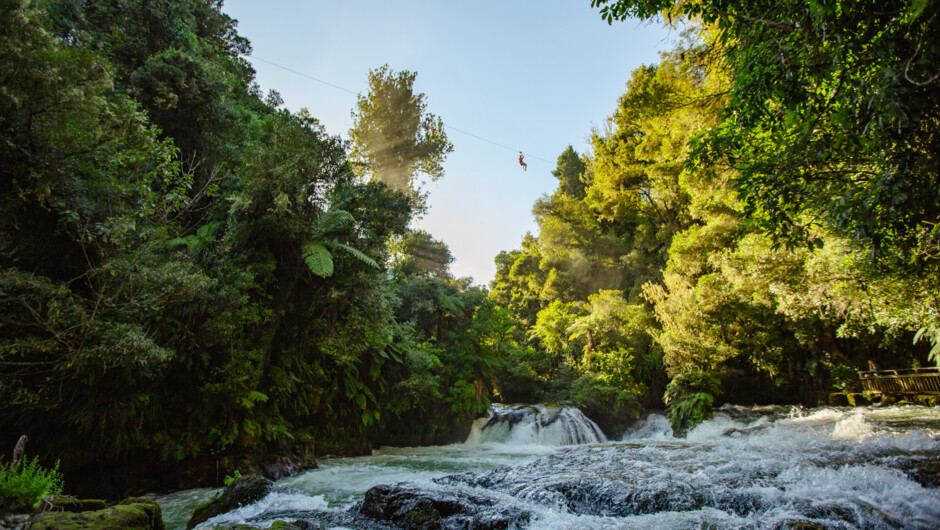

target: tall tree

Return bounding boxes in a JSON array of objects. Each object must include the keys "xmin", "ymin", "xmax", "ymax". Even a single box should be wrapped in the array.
[
  {"xmin": 391, "ymin": 229, "xmax": 455, "ymax": 280},
  {"xmin": 552, "ymin": 145, "xmax": 589, "ymax": 199},
  {"xmin": 349, "ymin": 65, "xmax": 453, "ymax": 195}
]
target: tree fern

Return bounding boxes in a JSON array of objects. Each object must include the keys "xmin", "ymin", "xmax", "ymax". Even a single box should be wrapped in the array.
[
  {"xmin": 314, "ymin": 209, "xmax": 355, "ymax": 236},
  {"xmin": 302, "ymin": 242, "xmax": 333, "ymax": 277},
  {"xmin": 333, "ymin": 242, "xmax": 380, "ymax": 270},
  {"xmin": 437, "ymin": 291, "xmax": 465, "ymax": 313},
  {"xmin": 302, "ymin": 207, "xmax": 381, "ymax": 277}
]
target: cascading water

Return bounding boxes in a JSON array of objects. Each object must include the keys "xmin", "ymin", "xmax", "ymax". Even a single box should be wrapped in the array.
[
  {"xmin": 465, "ymin": 404, "xmax": 606, "ymax": 446},
  {"xmin": 159, "ymin": 404, "xmax": 940, "ymax": 529}
]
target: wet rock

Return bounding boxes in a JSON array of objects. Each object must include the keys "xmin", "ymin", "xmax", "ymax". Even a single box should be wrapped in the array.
[
  {"xmin": 476, "ymin": 404, "xmax": 606, "ymax": 445},
  {"xmin": 359, "ymin": 483, "xmax": 530, "ymax": 529},
  {"xmin": 828, "ymin": 393, "xmax": 849, "ymax": 406},
  {"xmin": 772, "ymin": 522, "xmax": 827, "ymax": 530},
  {"xmin": 540, "ymin": 479, "xmax": 701, "ymax": 516},
  {"xmin": 269, "ymin": 522, "xmax": 324, "ymax": 530},
  {"xmin": 885, "ymin": 452, "xmax": 940, "ymax": 488},
  {"xmin": 0, "ymin": 514, "xmax": 30, "ymax": 530},
  {"xmin": 482, "ymin": 404, "xmax": 570, "ymax": 432},
  {"xmin": 877, "ymin": 394, "xmax": 898, "ymax": 405},
  {"xmin": 187, "ymin": 475, "xmax": 274, "ymax": 529},
  {"xmin": 200, "ymin": 521, "xmax": 323, "ymax": 530},
  {"xmin": 482, "ymin": 408, "xmax": 532, "ymax": 430},
  {"xmin": 28, "ymin": 498, "xmax": 164, "ymax": 530},
  {"xmin": 261, "ymin": 457, "xmax": 317, "ymax": 482},
  {"xmin": 258, "ymin": 447, "xmax": 318, "ymax": 481},
  {"xmin": 846, "ymin": 393, "xmax": 871, "ymax": 406},
  {"xmin": 722, "ymin": 423, "xmax": 770, "ymax": 438}
]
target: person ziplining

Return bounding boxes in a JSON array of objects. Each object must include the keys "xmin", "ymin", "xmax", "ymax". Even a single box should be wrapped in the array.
[{"xmin": 518, "ymin": 152, "xmax": 527, "ymax": 171}]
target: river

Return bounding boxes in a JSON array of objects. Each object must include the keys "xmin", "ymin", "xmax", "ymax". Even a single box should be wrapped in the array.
[{"xmin": 157, "ymin": 403, "xmax": 940, "ymax": 529}]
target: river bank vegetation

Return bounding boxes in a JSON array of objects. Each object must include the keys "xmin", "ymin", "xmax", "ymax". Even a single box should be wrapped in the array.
[
  {"xmin": 0, "ymin": 0, "xmax": 937, "ymax": 504},
  {"xmin": 490, "ymin": 0, "xmax": 939, "ymax": 435}
]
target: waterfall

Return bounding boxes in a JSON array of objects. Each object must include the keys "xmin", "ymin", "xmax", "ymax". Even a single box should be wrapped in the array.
[
  {"xmin": 621, "ymin": 413, "xmax": 673, "ymax": 440},
  {"xmin": 465, "ymin": 404, "xmax": 606, "ymax": 446}
]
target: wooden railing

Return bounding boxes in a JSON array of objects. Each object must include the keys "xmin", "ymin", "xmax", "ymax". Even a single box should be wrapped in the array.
[{"xmin": 858, "ymin": 368, "xmax": 940, "ymax": 395}]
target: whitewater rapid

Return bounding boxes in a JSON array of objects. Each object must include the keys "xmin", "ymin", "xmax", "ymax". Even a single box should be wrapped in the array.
[{"xmin": 158, "ymin": 404, "xmax": 940, "ymax": 529}]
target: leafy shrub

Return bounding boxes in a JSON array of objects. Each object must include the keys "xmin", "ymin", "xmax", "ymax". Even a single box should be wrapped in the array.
[
  {"xmin": 664, "ymin": 369, "xmax": 721, "ymax": 436},
  {"xmin": 223, "ymin": 470, "xmax": 242, "ymax": 486},
  {"xmin": 0, "ymin": 457, "xmax": 63, "ymax": 513},
  {"xmin": 828, "ymin": 363, "xmax": 862, "ymax": 393},
  {"xmin": 572, "ymin": 371, "xmax": 641, "ymax": 434}
]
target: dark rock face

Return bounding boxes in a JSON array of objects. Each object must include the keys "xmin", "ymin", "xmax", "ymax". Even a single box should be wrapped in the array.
[
  {"xmin": 482, "ymin": 409, "xmax": 532, "ymax": 431},
  {"xmin": 359, "ymin": 483, "xmax": 530, "ymax": 529},
  {"xmin": 187, "ymin": 475, "xmax": 274, "ymax": 529},
  {"xmin": 260, "ymin": 456, "xmax": 317, "ymax": 482}
]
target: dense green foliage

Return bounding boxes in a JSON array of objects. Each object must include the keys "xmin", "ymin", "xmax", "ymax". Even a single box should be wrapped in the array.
[
  {"xmin": 0, "ymin": 457, "xmax": 63, "ymax": 512},
  {"xmin": 1, "ymin": 0, "xmax": 937, "ymax": 495},
  {"xmin": 0, "ymin": 0, "xmax": 499, "ymax": 496},
  {"xmin": 592, "ymin": 0, "xmax": 940, "ymax": 267},
  {"xmin": 490, "ymin": 3, "xmax": 938, "ymax": 434}
]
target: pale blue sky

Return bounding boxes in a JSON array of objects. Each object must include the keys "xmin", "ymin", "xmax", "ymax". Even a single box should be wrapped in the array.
[{"xmin": 222, "ymin": 1, "xmax": 671, "ymax": 285}]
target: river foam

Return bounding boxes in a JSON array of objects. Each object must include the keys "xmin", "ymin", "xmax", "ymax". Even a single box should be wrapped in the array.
[{"xmin": 160, "ymin": 404, "xmax": 940, "ymax": 529}]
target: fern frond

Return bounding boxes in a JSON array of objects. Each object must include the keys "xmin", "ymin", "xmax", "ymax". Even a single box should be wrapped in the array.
[
  {"xmin": 302, "ymin": 242, "xmax": 334, "ymax": 277},
  {"xmin": 332, "ymin": 243, "xmax": 380, "ymax": 270},
  {"xmin": 315, "ymin": 209, "xmax": 355, "ymax": 236},
  {"xmin": 437, "ymin": 292, "xmax": 465, "ymax": 313}
]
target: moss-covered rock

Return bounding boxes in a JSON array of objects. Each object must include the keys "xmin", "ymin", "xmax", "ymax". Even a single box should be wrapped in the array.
[
  {"xmin": 878, "ymin": 394, "xmax": 898, "ymax": 406},
  {"xmin": 846, "ymin": 393, "xmax": 871, "ymax": 406},
  {"xmin": 828, "ymin": 393, "xmax": 849, "ymax": 406},
  {"xmin": 186, "ymin": 475, "xmax": 273, "ymax": 529},
  {"xmin": 28, "ymin": 498, "xmax": 163, "ymax": 530},
  {"xmin": 47, "ymin": 497, "xmax": 108, "ymax": 513},
  {"xmin": 912, "ymin": 395, "xmax": 940, "ymax": 407}
]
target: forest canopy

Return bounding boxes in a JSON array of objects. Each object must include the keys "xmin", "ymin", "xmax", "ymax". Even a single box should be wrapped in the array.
[
  {"xmin": 0, "ymin": 0, "xmax": 936, "ymax": 499},
  {"xmin": 487, "ymin": 0, "xmax": 938, "ymax": 433},
  {"xmin": 0, "ymin": 0, "xmax": 498, "ymax": 496}
]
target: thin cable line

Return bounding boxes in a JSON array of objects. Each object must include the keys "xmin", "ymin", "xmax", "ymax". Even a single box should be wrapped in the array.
[
  {"xmin": 245, "ymin": 54, "xmax": 553, "ymax": 164},
  {"xmin": 443, "ymin": 124, "xmax": 552, "ymax": 163},
  {"xmin": 248, "ymin": 55, "xmax": 358, "ymax": 95}
]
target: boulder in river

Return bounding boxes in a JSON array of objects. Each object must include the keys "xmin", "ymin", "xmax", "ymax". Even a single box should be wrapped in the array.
[
  {"xmin": 195, "ymin": 521, "xmax": 324, "ymax": 530},
  {"xmin": 359, "ymin": 482, "xmax": 530, "ymax": 529},
  {"xmin": 186, "ymin": 475, "xmax": 274, "ymax": 529}
]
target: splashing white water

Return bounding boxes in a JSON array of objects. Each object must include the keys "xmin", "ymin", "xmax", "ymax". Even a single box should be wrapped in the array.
[
  {"xmin": 160, "ymin": 404, "xmax": 940, "ymax": 530},
  {"xmin": 466, "ymin": 404, "xmax": 606, "ymax": 446},
  {"xmin": 622, "ymin": 413, "xmax": 673, "ymax": 440},
  {"xmin": 199, "ymin": 491, "xmax": 329, "ymax": 528}
]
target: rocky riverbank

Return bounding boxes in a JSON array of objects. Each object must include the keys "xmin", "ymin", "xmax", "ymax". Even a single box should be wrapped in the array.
[{"xmin": 0, "ymin": 497, "xmax": 163, "ymax": 530}]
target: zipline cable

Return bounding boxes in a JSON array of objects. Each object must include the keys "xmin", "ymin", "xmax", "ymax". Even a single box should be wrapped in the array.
[
  {"xmin": 245, "ymin": 54, "xmax": 553, "ymax": 164},
  {"xmin": 249, "ymin": 55, "xmax": 358, "ymax": 95}
]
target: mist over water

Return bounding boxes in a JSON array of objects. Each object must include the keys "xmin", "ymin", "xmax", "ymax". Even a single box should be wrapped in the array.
[{"xmin": 160, "ymin": 404, "xmax": 940, "ymax": 529}]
